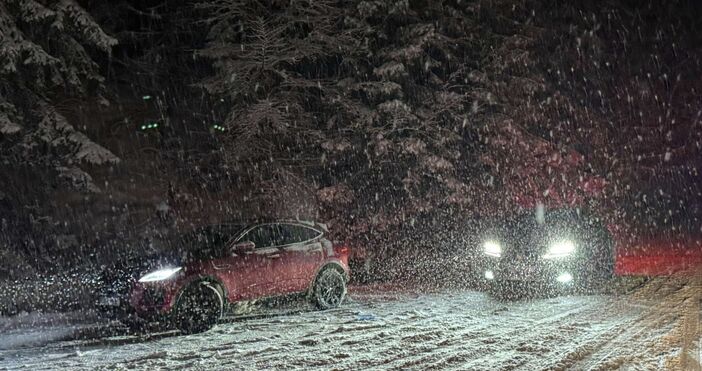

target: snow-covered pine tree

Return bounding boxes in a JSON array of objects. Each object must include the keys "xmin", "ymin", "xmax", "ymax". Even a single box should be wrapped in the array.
[
  {"xmin": 1, "ymin": 0, "xmax": 119, "ymax": 176},
  {"xmin": 0, "ymin": 0, "xmax": 117, "ymax": 275}
]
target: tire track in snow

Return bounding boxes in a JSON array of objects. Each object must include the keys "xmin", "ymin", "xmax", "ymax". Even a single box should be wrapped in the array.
[
  {"xmin": 432, "ymin": 296, "xmax": 617, "ymax": 371},
  {"xmin": 1, "ymin": 278, "xmax": 696, "ymax": 370},
  {"xmin": 551, "ymin": 276, "xmax": 701, "ymax": 371}
]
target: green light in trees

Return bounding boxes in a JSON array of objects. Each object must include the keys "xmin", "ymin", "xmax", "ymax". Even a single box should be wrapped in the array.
[
  {"xmin": 142, "ymin": 95, "xmax": 152, "ymax": 100},
  {"xmin": 139, "ymin": 122, "xmax": 159, "ymax": 131},
  {"xmin": 212, "ymin": 124, "xmax": 225, "ymax": 132}
]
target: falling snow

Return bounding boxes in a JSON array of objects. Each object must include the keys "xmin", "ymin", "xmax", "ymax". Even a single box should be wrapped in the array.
[{"xmin": 1, "ymin": 0, "xmax": 701, "ymax": 369}]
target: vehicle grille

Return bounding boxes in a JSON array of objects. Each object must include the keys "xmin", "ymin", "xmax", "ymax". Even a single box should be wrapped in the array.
[
  {"xmin": 97, "ymin": 266, "xmax": 138, "ymax": 300},
  {"xmin": 501, "ymin": 224, "xmax": 547, "ymax": 260}
]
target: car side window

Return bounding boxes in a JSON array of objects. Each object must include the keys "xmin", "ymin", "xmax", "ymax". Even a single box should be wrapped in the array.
[
  {"xmin": 267, "ymin": 224, "xmax": 287, "ymax": 247},
  {"xmin": 239, "ymin": 224, "xmax": 320, "ymax": 247},
  {"xmin": 240, "ymin": 224, "xmax": 288, "ymax": 248},
  {"xmin": 241, "ymin": 226, "xmax": 274, "ymax": 248},
  {"xmin": 279, "ymin": 224, "xmax": 322, "ymax": 245}
]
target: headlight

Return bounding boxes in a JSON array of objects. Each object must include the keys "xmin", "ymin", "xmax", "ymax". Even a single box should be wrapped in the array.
[
  {"xmin": 483, "ymin": 240, "xmax": 502, "ymax": 257},
  {"xmin": 543, "ymin": 240, "xmax": 576, "ymax": 259},
  {"xmin": 138, "ymin": 267, "xmax": 182, "ymax": 283}
]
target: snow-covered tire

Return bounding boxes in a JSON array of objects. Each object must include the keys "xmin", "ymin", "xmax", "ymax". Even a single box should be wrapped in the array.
[
  {"xmin": 122, "ymin": 315, "xmax": 147, "ymax": 334},
  {"xmin": 311, "ymin": 268, "xmax": 347, "ymax": 310},
  {"xmin": 173, "ymin": 282, "xmax": 223, "ymax": 334}
]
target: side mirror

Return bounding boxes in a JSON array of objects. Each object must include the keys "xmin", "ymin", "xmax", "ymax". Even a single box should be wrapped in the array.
[{"xmin": 231, "ymin": 241, "xmax": 255, "ymax": 254}]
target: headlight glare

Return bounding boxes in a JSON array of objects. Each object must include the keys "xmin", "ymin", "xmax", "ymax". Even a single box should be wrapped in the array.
[
  {"xmin": 483, "ymin": 240, "xmax": 502, "ymax": 257},
  {"xmin": 543, "ymin": 240, "xmax": 576, "ymax": 259},
  {"xmin": 556, "ymin": 272, "xmax": 573, "ymax": 283},
  {"xmin": 138, "ymin": 267, "xmax": 182, "ymax": 283}
]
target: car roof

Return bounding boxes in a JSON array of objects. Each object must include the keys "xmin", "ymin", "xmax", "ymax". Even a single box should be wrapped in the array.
[{"xmin": 209, "ymin": 219, "xmax": 329, "ymax": 232}]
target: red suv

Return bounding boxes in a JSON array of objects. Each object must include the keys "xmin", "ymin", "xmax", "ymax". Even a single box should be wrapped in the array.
[{"xmin": 98, "ymin": 221, "xmax": 350, "ymax": 333}]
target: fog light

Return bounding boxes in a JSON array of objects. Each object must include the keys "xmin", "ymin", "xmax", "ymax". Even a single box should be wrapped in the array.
[
  {"xmin": 556, "ymin": 272, "xmax": 573, "ymax": 283},
  {"xmin": 484, "ymin": 270, "xmax": 494, "ymax": 280}
]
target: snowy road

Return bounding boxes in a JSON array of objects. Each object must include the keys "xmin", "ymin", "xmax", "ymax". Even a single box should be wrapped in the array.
[{"xmin": 1, "ymin": 276, "xmax": 700, "ymax": 370}]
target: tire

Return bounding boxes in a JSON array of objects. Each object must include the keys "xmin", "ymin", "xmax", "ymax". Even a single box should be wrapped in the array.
[
  {"xmin": 173, "ymin": 282, "xmax": 223, "ymax": 334},
  {"xmin": 311, "ymin": 268, "xmax": 347, "ymax": 310},
  {"xmin": 122, "ymin": 315, "xmax": 147, "ymax": 334}
]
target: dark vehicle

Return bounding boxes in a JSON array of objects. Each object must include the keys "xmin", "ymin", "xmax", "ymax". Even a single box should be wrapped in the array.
[
  {"xmin": 472, "ymin": 208, "xmax": 614, "ymax": 296},
  {"xmin": 97, "ymin": 221, "xmax": 350, "ymax": 333}
]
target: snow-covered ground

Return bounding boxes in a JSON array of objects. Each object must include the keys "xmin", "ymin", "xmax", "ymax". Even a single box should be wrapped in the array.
[{"xmin": 0, "ymin": 276, "xmax": 700, "ymax": 370}]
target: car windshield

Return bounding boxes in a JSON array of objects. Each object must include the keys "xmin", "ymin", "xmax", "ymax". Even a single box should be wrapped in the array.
[
  {"xmin": 505, "ymin": 208, "xmax": 589, "ymax": 228},
  {"xmin": 173, "ymin": 224, "xmax": 247, "ymax": 260}
]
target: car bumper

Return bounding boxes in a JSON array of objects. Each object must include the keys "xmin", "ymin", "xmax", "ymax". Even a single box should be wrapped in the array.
[
  {"xmin": 128, "ymin": 282, "xmax": 180, "ymax": 315},
  {"xmin": 95, "ymin": 283, "xmax": 175, "ymax": 316},
  {"xmin": 475, "ymin": 256, "xmax": 583, "ymax": 285},
  {"xmin": 96, "ymin": 295, "xmax": 134, "ymax": 318}
]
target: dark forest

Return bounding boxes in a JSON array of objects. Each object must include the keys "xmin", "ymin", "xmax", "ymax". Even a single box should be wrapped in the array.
[{"xmin": 2, "ymin": 0, "xmax": 701, "ymax": 283}]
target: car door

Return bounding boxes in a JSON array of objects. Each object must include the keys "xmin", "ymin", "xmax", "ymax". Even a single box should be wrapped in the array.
[
  {"xmin": 210, "ymin": 225, "xmax": 273, "ymax": 301},
  {"xmin": 237, "ymin": 224, "xmax": 289, "ymax": 298},
  {"xmin": 268, "ymin": 223, "xmax": 325, "ymax": 295}
]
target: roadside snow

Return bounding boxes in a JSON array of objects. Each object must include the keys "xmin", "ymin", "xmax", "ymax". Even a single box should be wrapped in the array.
[
  {"xmin": 0, "ymin": 275, "xmax": 699, "ymax": 370},
  {"xmin": 0, "ymin": 311, "xmax": 103, "ymax": 351}
]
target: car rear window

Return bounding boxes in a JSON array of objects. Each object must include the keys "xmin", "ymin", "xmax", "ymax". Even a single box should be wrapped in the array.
[{"xmin": 279, "ymin": 224, "xmax": 322, "ymax": 245}]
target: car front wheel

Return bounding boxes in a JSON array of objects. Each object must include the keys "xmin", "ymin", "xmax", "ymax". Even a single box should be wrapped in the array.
[
  {"xmin": 173, "ymin": 282, "xmax": 223, "ymax": 334},
  {"xmin": 311, "ymin": 268, "xmax": 347, "ymax": 310}
]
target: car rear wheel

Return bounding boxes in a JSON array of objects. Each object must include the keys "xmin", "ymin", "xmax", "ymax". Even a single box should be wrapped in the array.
[
  {"xmin": 311, "ymin": 268, "xmax": 347, "ymax": 310},
  {"xmin": 173, "ymin": 282, "xmax": 223, "ymax": 334}
]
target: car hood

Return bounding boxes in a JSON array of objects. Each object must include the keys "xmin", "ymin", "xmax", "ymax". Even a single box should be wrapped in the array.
[{"xmin": 142, "ymin": 249, "xmax": 187, "ymax": 268}]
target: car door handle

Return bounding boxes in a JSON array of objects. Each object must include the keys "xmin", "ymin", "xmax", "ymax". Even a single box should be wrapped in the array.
[{"xmin": 267, "ymin": 254, "xmax": 281, "ymax": 259}]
